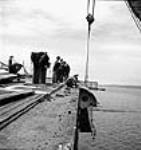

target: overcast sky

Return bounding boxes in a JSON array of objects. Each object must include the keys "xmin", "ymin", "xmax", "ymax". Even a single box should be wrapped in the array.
[{"xmin": 0, "ymin": 0, "xmax": 141, "ymax": 85}]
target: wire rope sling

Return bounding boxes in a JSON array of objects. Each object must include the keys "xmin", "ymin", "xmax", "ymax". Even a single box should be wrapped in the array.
[{"xmin": 84, "ymin": 0, "xmax": 95, "ymax": 86}]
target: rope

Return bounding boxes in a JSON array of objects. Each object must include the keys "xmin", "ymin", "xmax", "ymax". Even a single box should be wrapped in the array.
[
  {"xmin": 87, "ymin": 0, "xmax": 95, "ymax": 16},
  {"xmin": 124, "ymin": 0, "xmax": 141, "ymax": 33},
  {"xmin": 85, "ymin": 25, "xmax": 91, "ymax": 84},
  {"xmin": 87, "ymin": 0, "xmax": 90, "ymax": 15},
  {"xmin": 92, "ymin": 0, "xmax": 95, "ymax": 16}
]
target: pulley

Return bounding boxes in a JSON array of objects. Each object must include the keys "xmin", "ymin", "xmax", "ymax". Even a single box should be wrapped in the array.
[{"xmin": 86, "ymin": 13, "xmax": 94, "ymax": 25}]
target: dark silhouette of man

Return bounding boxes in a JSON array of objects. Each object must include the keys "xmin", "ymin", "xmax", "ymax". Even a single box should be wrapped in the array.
[
  {"xmin": 8, "ymin": 56, "xmax": 14, "ymax": 73},
  {"xmin": 31, "ymin": 52, "xmax": 44, "ymax": 84},
  {"xmin": 52, "ymin": 56, "xmax": 61, "ymax": 83},
  {"xmin": 39, "ymin": 52, "xmax": 50, "ymax": 84}
]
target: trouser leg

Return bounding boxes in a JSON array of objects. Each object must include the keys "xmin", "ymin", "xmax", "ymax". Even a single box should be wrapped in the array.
[
  {"xmin": 40, "ymin": 67, "xmax": 46, "ymax": 84},
  {"xmin": 33, "ymin": 65, "xmax": 40, "ymax": 84}
]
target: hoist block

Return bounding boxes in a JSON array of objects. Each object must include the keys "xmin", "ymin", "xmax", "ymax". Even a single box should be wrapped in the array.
[{"xmin": 86, "ymin": 13, "xmax": 94, "ymax": 25}]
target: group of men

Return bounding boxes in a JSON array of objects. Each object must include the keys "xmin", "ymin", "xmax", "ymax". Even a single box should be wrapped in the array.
[
  {"xmin": 52, "ymin": 56, "xmax": 70, "ymax": 83},
  {"xmin": 31, "ymin": 52, "xmax": 50, "ymax": 84},
  {"xmin": 31, "ymin": 53, "xmax": 70, "ymax": 84},
  {"xmin": 8, "ymin": 52, "xmax": 72, "ymax": 85}
]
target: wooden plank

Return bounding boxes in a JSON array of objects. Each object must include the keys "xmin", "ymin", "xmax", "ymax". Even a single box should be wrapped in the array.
[
  {"xmin": 0, "ymin": 94, "xmax": 41, "ymax": 121},
  {"xmin": 0, "ymin": 70, "xmax": 9, "ymax": 75},
  {"xmin": 0, "ymin": 82, "xmax": 66, "ymax": 130},
  {"xmin": 0, "ymin": 74, "xmax": 17, "ymax": 80},
  {"xmin": 0, "ymin": 95, "xmax": 42, "ymax": 129},
  {"xmin": 0, "ymin": 61, "xmax": 8, "ymax": 67},
  {"xmin": 0, "ymin": 90, "xmax": 13, "ymax": 95},
  {"xmin": 0, "ymin": 91, "xmax": 34, "ymax": 106},
  {"xmin": 0, "ymin": 74, "xmax": 17, "ymax": 84}
]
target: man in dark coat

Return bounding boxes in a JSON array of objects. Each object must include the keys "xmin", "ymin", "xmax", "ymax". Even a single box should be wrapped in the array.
[
  {"xmin": 63, "ymin": 62, "xmax": 70, "ymax": 81},
  {"xmin": 8, "ymin": 56, "xmax": 14, "ymax": 73},
  {"xmin": 31, "ymin": 52, "xmax": 44, "ymax": 84},
  {"xmin": 52, "ymin": 56, "xmax": 60, "ymax": 83},
  {"xmin": 57, "ymin": 59, "xmax": 64, "ymax": 83},
  {"xmin": 39, "ymin": 52, "xmax": 50, "ymax": 84}
]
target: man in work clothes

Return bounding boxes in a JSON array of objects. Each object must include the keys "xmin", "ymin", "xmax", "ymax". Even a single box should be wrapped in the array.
[
  {"xmin": 8, "ymin": 56, "xmax": 14, "ymax": 73},
  {"xmin": 39, "ymin": 52, "xmax": 50, "ymax": 84},
  {"xmin": 52, "ymin": 56, "xmax": 61, "ymax": 83},
  {"xmin": 31, "ymin": 52, "xmax": 44, "ymax": 84},
  {"xmin": 57, "ymin": 59, "xmax": 64, "ymax": 83},
  {"xmin": 63, "ymin": 62, "xmax": 70, "ymax": 81}
]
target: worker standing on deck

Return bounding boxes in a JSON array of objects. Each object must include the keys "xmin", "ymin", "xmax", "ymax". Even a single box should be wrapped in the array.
[
  {"xmin": 31, "ymin": 52, "xmax": 51, "ymax": 84},
  {"xmin": 52, "ymin": 56, "xmax": 61, "ymax": 83},
  {"xmin": 63, "ymin": 61, "xmax": 70, "ymax": 81},
  {"xmin": 8, "ymin": 56, "xmax": 14, "ymax": 73},
  {"xmin": 31, "ymin": 52, "xmax": 44, "ymax": 84},
  {"xmin": 39, "ymin": 52, "xmax": 50, "ymax": 84},
  {"xmin": 57, "ymin": 58, "xmax": 64, "ymax": 83}
]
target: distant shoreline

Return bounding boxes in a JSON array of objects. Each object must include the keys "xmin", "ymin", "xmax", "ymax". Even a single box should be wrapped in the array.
[
  {"xmin": 101, "ymin": 84, "xmax": 141, "ymax": 89},
  {"xmin": 74, "ymin": 79, "xmax": 141, "ymax": 89}
]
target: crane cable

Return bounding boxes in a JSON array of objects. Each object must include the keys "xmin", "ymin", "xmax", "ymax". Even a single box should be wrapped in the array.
[
  {"xmin": 85, "ymin": 0, "xmax": 95, "ymax": 85},
  {"xmin": 87, "ymin": 0, "xmax": 95, "ymax": 16},
  {"xmin": 124, "ymin": 0, "xmax": 141, "ymax": 34},
  {"xmin": 85, "ymin": 0, "xmax": 96, "ymax": 140}
]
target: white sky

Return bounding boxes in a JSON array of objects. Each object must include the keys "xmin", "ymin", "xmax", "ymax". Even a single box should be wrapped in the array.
[{"xmin": 0, "ymin": 0, "xmax": 141, "ymax": 85}]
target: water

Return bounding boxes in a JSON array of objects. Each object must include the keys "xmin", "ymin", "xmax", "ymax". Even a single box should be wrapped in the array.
[{"xmin": 79, "ymin": 86, "xmax": 141, "ymax": 150}]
